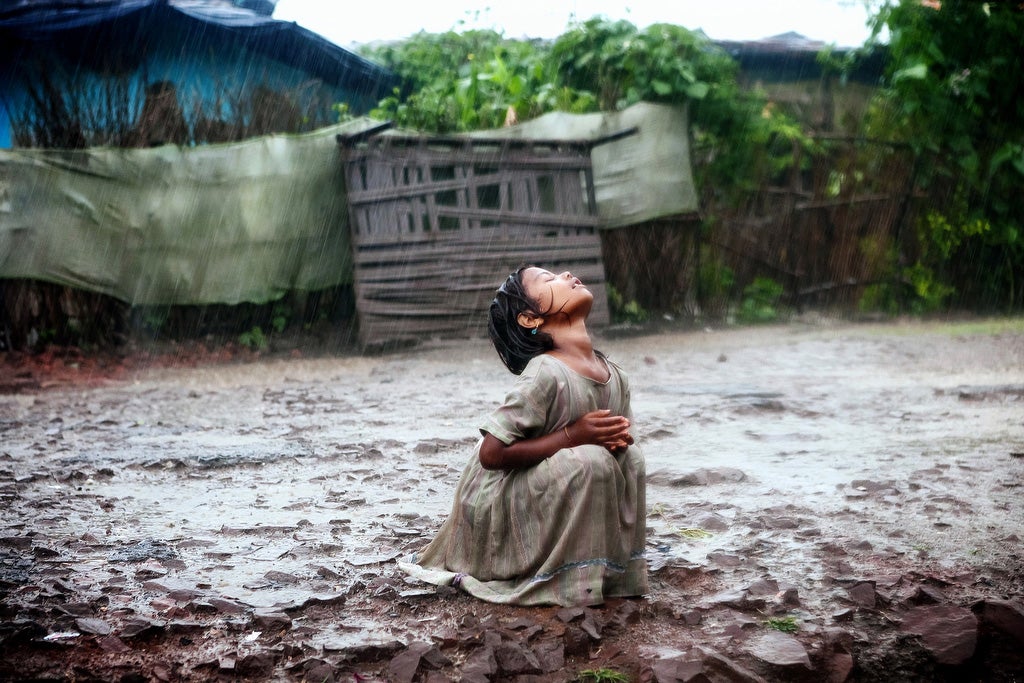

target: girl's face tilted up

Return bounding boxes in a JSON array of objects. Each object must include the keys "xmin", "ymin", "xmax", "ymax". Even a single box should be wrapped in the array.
[{"xmin": 520, "ymin": 266, "xmax": 593, "ymax": 320}]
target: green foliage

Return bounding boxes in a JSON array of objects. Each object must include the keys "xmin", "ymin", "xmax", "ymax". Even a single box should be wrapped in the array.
[
  {"xmin": 698, "ymin": 247, "xmax": 736, "ymax": 308},
  {"xmin": 271, "ymin": 301, "xmax": 291, "ymax": 334},
  {"xmin": 238, "ymin": 325, "xmax": 267, "ymax": 351},
  {"xmin": 607, "ymin": 285, "xmax": 649, "ymax": 325},
  {"xmin": 864, "ymin": 0, "xmax": 1024, "ymax": 310},
  {"xmin": 361, "ymin": 18, "xmax": 808, "ymax": 204},
  {"xmin": 765, "ymin": 616, "xmax": 799, "ymax": 633},
  {"xmin": 858, "ymin": 257, "xmax": 953, "ymax": 315},
  {"xmin": 737, "ymin": 277, "xmax": 785, "ymax": 324},
  {"xmin": 549, "ymin": 17, "xmax": 813, "ymax": 200},
  {"xmin": 364, "ymin": 30, "xmax": 594, "ymax": 133},
  {"xmin": 549, "ymin": 19, "xmax": 725, "ymax": 110},
  {"xmin": 576, "ymin": 668, "xmax": 630, "ymax": 683}
]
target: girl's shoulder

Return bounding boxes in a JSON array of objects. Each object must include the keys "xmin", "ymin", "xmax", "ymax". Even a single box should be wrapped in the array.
[{"xmin": 519, "ymin": 353, "xmax": 562, "ymax": 379}]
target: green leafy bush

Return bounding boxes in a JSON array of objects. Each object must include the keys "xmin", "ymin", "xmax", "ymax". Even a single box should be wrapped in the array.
[
  {"xmin": 238, "ymin": 326, "xmax": 267, "ymax": 351},
  {"xmin": 737, "ymin": 277, "xmax": 784, "ymax": 323},
  {"xmin": 607, "ymin": 284, "xmax": 649, "ymax": 325}
]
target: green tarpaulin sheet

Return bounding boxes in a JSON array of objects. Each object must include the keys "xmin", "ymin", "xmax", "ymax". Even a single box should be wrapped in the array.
[
  {"xmin": 0, "ymin": 121, "xmax": 376, "ymax": 305},
  {"xmin": 468, "ymin": 102, "xmax": 699, "ymax": 229}
]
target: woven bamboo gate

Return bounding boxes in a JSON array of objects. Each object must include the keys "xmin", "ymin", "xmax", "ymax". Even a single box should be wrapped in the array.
[{"xmin": 338, "ymin": 129, "xmax": 632, "ymax": 348}]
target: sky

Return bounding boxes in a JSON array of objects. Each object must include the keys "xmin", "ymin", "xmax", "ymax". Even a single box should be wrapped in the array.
[{"xmin": 273, "ymin": 0, "xmax": 879, "ymax": 50}]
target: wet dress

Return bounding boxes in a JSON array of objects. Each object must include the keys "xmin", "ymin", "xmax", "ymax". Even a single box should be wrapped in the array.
[{"xmin": 399, "ymin": 353, "xmax": 648, "ymax": 606}]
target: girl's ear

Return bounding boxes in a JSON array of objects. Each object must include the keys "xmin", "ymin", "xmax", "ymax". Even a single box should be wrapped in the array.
[{"xmin": 516, "ymin": 311, "xmax": 542, "ymax": 332}]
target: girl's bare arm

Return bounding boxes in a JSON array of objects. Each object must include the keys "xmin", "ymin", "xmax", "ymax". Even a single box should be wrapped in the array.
[{"xmin": 478, "ymin": 410, "xmax": 632, "ymax": 470}]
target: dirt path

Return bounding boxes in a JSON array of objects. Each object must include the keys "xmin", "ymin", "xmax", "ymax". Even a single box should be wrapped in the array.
[{"xmin": 1, "ymin": 318, "xmax": 1023, "ymax": 682}]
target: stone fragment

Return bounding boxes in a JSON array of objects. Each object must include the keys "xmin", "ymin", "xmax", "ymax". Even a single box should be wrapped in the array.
[
  {"xmin": 532, "ymin": 638, "xmax": 565, "ymax": 672},
  {"xmin": 650, "ymin": 656, "xmax": 704, "ymax": 682},
  {"xmin": 555, "ymin": 606, "xmax": 586, "ymax": 623},
  {"xmin": 75, "ymin": 617, "xmax": 111, "ymax": 635},
  {"xmin": 186, "ymin": 601, "xmax": 218, "ymax": 615},
  {"xmin": 708, "ymin": 553, "xmax": 746, "ymax": 568},
  {"xmin": 120, "ymin": 617, "xmax": 162, "ymax": 638},
  {"xmin": 563, "ymin": 624, "xmax": 592, "ymax": 657},
  {"xmin": 681, "ymin": 609, "xmax": 703, "ymax": 626},
  {"xmin": 263, "ymin": 570, "xmax": 300, "ymax": 584},
  {"xmin": 167, "ymin": 588, "xmax": 202, "ymax": 602},
  {"xmin": 746, "ymin": 579, "xmax": 778, "ymax": 597},
  {"xmin": 494, "ymin": 641, "xmax": 542, "ymax": 675},
  {"xmin": 461, "ymin": 646, "xmax": 497, "ymax": 683},
  {"xmin": 974, "ymin": 599, "xmax": 1024, "ymax": 644},
  {"xmin": 691, "ymin": 511, "xmax": 730, "ymax": 531},
  {"xmin": 846, "ymin": 581, "xmax": 876, "ymax": 609},
  {"xmin": 651, "ymin": 646, "xmax": 766, "ymax": 683},
  {"xmin": 648, "ymin": 467, "xmax": 747, "ymax": 487},
  {"xmin": 208, "ymin": 597, "xmax": 246, "ymax": 615},
  {"xmin": 910, "ymin": 584, "xmax": 946, "ymax": 605},
  {"xmin": 236, "ymin": 652, "xmax": 275, "ymax": 677},
  {"xmin": 778, "ymin": 586, "xmax": 800, "ymax": 606},
  {"xmin": 301, "ymin": 660, "xmax": 335, "ymax": 683},
  {"xmin": 387, "ymin": 641, "xmax": 449, "ymax": 683},
  {"xmin": 251, "ymin": 609, "xmax": 291, "ymax": 631},
  {"xmin": 746, "ymin": 631, "xmax": 812, "ymax": 668},
  {"xmin": 900, "ymin": 604, "xmax": 978, "ymax": 665},
  {"xmin": 827, "ymin": 652, "xmax": 854, "ymax": 682},
  {"xmin": 96, "ymin": 634, "xmax": 130, "ymax": 653},
  {"xmin": 704, "ymin": 588, "xmax": 748, "ymax": 609}
]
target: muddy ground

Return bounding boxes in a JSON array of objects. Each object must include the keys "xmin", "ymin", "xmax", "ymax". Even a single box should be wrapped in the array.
[{"xmin": 1, "ymin": 317, "xmax": 1023, "ymax": 682}]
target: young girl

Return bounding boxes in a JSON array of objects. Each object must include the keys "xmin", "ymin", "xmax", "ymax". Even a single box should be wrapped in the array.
[{"xmin": 399, "ymin": 266, "xmax": 648, "ymax": 606}]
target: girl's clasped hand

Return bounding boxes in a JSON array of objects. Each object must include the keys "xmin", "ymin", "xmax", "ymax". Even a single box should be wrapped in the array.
[{"xmin": 567, "ymin": 409, "xmax": 633, "ymax": 454}]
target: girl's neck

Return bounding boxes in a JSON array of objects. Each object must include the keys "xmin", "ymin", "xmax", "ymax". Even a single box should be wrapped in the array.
[
  {"xmin": 545, "ymin": 316, "xmax": 591, "ymax": 353},
  {"xmin": 545, "ymin": 318, "xmax": 606, "ymax": 374}
]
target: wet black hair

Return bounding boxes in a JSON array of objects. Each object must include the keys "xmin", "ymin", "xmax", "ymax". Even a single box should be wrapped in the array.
[{"xmin": 488, "ymin": 266, "xmax": 555, "ymax": 374}]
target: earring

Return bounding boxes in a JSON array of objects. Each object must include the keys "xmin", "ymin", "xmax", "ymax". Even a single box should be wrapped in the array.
[{"xmin": 531, "ymin": 328, "xmax": 538, "ymax": 335}]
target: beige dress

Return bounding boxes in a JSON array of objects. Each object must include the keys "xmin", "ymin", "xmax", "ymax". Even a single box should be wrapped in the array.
[{"xmin": 399, "ymin": 353, "xmax": 648, "ymax": 606}]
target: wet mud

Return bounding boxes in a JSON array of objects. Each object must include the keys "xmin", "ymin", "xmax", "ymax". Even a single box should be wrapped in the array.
[{"xmin": 1, "ymin": 318, "xmax": 1023, "ymax": 682}]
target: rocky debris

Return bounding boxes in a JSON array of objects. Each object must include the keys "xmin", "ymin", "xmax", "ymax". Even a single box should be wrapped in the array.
[
  {"xmin": 746, "ymin": 631, "xmax": 812, "ymax": 669},
  {"xmin": 649, "ymin": 646, "xmax": 767, "ymax": 683},
  {"xmin": 648, "ymin": 467, "xmax": 748, "ymax": 487},
  {"xmin": 2, "ymin": 322, "xmax": 1023, "ymax": 681},
  {"xmin": 109, "ymin": 539, "xmax": 178, "ymax": 563},
  {"xmin": 387, "ymin": 641, "xmax": 451, "ymax": 683},
  {"xmin": 845, "ymin": 581, "xmax": 878, "ymax": 609},
  {"xmin": 899, "ymin": 604, "xmax": 978, "ymax": 665},
  {"xmin": 973, "ymin": 599, "xmax": 1024, "ymax": 645}
]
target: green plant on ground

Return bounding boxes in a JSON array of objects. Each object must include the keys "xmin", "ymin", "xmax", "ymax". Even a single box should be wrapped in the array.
[
  {"xmin": 736, "ymin": 276, "xmax": 784, "ymax": 324},
  {"xmin": 607, "ymin": 284, "xmax": 649, "ymax": 325},
  {"xmin": 238, "ymin": 325, "xmax": 267, "ymax": 351},
  {"xmin": 697, "ymin": 245, "xmax": 736, "ymax": 314},
  {"xmin": 576, "ymin": 668, "xmax": 630, "ymax": 683},
  {"xmin": 765, "ymin": 616, "xmax": 799, "ymax": 633},
  {"xmin": 271, "ymin": 301, "xmax": 291, "ymax": 334}
]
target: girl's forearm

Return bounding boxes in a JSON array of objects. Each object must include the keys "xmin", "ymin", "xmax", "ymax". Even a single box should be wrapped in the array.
[{"xmin": 478, "ymin": 430, "xmax": 573, "ymax": 470}]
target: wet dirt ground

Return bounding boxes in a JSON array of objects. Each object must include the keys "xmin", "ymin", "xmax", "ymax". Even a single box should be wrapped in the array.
[{"xmin": 1, "ymin": 317, "xmax": 1023, "ymax": 682}]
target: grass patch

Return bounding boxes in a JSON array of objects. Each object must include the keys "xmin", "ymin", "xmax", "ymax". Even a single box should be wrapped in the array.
[
  {"xmin": 765, "ymin": 616, "xmax": 799, "ymax": 633},
  {"xmin": 576, "ymin": 668, "xmax": 630, "ymax": 683}
]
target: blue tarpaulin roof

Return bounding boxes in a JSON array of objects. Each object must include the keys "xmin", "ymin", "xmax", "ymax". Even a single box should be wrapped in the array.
[{"xmin": 0, "ymin": 0, "xmax": 398, "ymax": 92}]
